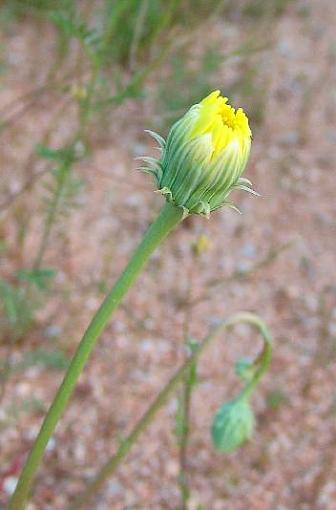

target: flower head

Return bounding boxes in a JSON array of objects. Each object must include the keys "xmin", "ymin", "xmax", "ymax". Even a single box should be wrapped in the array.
[{"xmin": 140, "ymin": 90, "xmax": 256, "ymax": 217}]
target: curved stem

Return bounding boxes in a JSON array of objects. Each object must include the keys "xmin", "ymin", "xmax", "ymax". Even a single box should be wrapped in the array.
[
  {"xmin": 9, "ymin": 202, "xmax": 184, "ymax": 510},
  {"xmin": 239, "ymin": 317, "xmax": 272, "ymax": 400},
  {"xmin": 70, "ymin": 312, "xmax": 272, "ymax": 509}
]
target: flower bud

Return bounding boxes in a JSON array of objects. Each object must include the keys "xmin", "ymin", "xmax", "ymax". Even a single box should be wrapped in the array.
[
  {"xmin": 141, "ymin": 90, "xmax": 255, "ymax": 217},
  {"xmin": 211, "ymin": 397, "xmax": 255, "ymax": 453}
]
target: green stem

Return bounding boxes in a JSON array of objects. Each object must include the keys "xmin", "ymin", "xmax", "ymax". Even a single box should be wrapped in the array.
[
  {"xmin": 9, "ymin": 202, "xmax": 184, "ymax": 510},
  {"xmin": 77, "ymin": 60, "xmax": 99, "ymax": 142},
  {"xmin": 178, "ymin": 362, "xmax": 194, "ymax": 510},
  {"xmin": 178, "ymin": 263, "xmax": 195, "ymax": 510},
  {"xmin": 240, "ymin": 324, "xmax": 272, "ymax": 400},
  {"xmin": 33, "ymin": 59, "xmax": 99, "ymax": 271},
  {"xmin": 33, "ymin": 160, "xmax": 70, "ymax": 270},
  {"xmin": 70, "ymin": 312, "xmax": 272, "ymax": 510}
]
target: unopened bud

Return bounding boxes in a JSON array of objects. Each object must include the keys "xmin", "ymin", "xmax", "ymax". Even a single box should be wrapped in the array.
[
  {"xmin": 140, "ymin": 90, "xmax": 255, "ymax": 217},
  {"xmin": 211, "ymin": 397, "xmax": 255, "ymax": 453}
]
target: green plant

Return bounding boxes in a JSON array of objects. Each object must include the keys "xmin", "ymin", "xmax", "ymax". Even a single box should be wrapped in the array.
[
  {"xmin": 156, "ymin": 46, "xmax": 224, "ymax": 131},
  {"xmin": 9, "ymin": 90, "xmax": 259, "ymax": 509},
  {"xmin": 70, "ymin": 312, "xmax": 272, "ymax": 509},
  {"xmin": 33, "ymin": 144, "xmax": 83, "ymax": 270},
  {"xmin": 9, "ymin": 201, "xmax": 184, "ymax": 510},
  {"xmin": 175, "ymin": 338, "xmax": 199, "ymax": 508},
  {"xmin": 0, "ymin": 4, "xmax": 282, "ymax": 506},
  {"xmin": 9, "ymin": 347, "xmax": 69, "ymax": 373},
  {"xmin": 0, "ymin": 268, "xmax": 56, "ymax": 342},
  {"xmin": 1, "ymin": 0, "xmax": 208, "ymax": 344},
  {"xmin": 0, "ymin": 268, "xmax": 57, "ymax": 401}
]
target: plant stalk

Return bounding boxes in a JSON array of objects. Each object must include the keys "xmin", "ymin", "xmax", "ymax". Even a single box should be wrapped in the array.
[
  {"xmin": 33, "ymin": 160, "xmax": 71, "ymax": 270},
  {"xmin": 70, "ymin": 312, "xmax": 272, "ymax": 509},
  {"xmin": 178, "ymin": 262, "xmax": 196, "ymax": 510},
  {"xmin": 178, "ymin": 362, "xmax": 194, "ymax": 509},
  {"xmin": 9, "ymin": 202, "xmax": 184, "ymax": 510}
]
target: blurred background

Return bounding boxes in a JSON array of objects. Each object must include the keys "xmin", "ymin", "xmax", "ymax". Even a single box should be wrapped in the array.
[{"xmin": 0, "ymin": 0, "xmax": 335, "ymax": 508}]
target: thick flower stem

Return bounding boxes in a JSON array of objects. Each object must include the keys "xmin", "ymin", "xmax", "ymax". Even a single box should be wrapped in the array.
[{"xmin": 9, "ymin": 202, "xmax": 184, "ymax": 510}]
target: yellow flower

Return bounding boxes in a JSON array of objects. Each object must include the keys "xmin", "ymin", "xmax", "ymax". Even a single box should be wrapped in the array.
[
  {"xmin": 188, "ymin": 90, "xmax": 251, "ymax": 162},
  {"xmin": 192, "ymin": 234, "xmax": 212, "ymax": 256},
  {"xmin": 140, "ymin": 90, "xmax": 256, "ymax": 217},
  {"xmin": 70, "ymin": 83, "xmax": 88, "ymax": 101}
]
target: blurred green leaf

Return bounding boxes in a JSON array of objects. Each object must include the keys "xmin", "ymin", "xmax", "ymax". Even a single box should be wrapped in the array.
[
  {"xmin": 0, "ymin": 280, "xmax": 18, "ymax": 325},
  {"xmin": 266, "ymin": 389, "xmax": 289, "ymax": 410},
  {"xmin": 0, "ymin": 347, "xmax": 69, "ymax": 373},
  {"xmin": 16, "ymin": 268, "xmax": 56, "ymax": 290},
  {"xmin": 36, "ymin": 143, "xmax": 76, "ymax": 164}
]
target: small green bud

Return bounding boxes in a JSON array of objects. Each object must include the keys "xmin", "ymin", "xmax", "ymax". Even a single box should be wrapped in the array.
[{"xmin": 211, "ymin": 397, "xmax": 255, "ymax": 453}]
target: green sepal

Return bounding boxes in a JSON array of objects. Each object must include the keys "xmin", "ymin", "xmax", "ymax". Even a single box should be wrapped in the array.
[
  {"xmin": 222, "ymin": 201, "xmax": 242, "ymax": 214},
  {"xmin": 193, "ymin": 201, "xmax": 211, "ymax": 218},
  {"xmin": 233, "ymin": 184, "xmax": 260, "ymax": 196},
  {"xmin": 156, "ymin": 187, "xmax": 173, "ymax": 201},
  {"xmin": 144, "ymin": 129, "xmax": 166, "ymax": 149}
]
